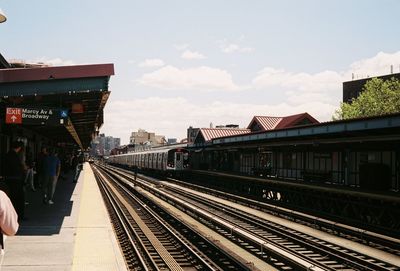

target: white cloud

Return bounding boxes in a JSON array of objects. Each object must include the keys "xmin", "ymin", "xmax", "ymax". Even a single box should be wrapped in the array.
[
  {"xmin": 181, "ymin": 50, "xmax": 206, "ymax": 60},
  {"xmin": 347, "ymin": 51, "xmax": 400, "ymax": 79},
  {"xmin": 252, "ymin": 51, "xmax": 400, "ymax": 107},
  {"xmin": 253, "ymin": 68, "xmax": 343, "ymax": 95},
  {"xmin": 103, "ymin": 51, "xmax": 400, "ymax": 144},
  {"xmin": 138, "ymin": 58, "xmax": 165, "ymax": 68},
  {"xmin": 101, "ymin": 97, "xmax": 337, "ymax": 144},
  {"xmin": 174, "ymin": 43, "xmax": 189, "ymax": 51},
  {"xmin": 252, "ymin": 67, "xmax": 343, "ymax": 105},
  {"xmin": 137, "ymin": 65, "xmax": 240, "ymax": 91},
  {"xmin": 220, "ymin": 43, "xmax": 254, "ymax": 54}
]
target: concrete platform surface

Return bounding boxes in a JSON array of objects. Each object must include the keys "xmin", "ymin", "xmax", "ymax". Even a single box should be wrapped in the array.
[{"xmin": 0, "ymin": 163, "xmax": 127, "ymax": 271}]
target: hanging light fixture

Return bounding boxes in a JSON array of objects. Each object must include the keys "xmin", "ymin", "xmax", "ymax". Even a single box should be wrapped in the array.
[{"xmin": 0, "ymin": 8, "xmax": 7, "ymax": 23}]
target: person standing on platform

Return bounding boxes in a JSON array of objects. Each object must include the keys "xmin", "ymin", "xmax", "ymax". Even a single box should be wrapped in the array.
[
  {"xmin": 71, "ymin": 154, "xmax": 79, "ymax": 183},
  {"xmin": 43, "ymin": 149, "xmax": 61, "ymax": 205},
  {"xmin": 3, "ymin": 141, "xmax": 26, "ymax": 221}
]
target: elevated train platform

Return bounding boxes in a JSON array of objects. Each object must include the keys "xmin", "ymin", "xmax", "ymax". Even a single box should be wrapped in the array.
[
  {"xmin": 0, "ymin": 163, "xmax": 127, "ymax": 271},
  {"xmin": 0, "ymin": 54, "xmax": 121, "ymax": 270}
]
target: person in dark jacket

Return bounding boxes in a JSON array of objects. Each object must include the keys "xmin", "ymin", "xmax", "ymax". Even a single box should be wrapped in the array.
[
  {"xmin": 4, "ymin": 141, "xmax": 26, "ymax": 221},
  {"xmin": 42, "ymin": 149, "xmax": 61, "ymax": 205}
]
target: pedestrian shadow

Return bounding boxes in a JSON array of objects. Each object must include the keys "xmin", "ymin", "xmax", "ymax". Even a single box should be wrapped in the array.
[{"xmin": 16, "ymin": 170, "xmax": 78, "ymax": 236}]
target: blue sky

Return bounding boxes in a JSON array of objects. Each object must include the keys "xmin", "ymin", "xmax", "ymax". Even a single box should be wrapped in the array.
[{"xmin": 1, "ymin": 1, "xmax": 400, "ymax": 143}]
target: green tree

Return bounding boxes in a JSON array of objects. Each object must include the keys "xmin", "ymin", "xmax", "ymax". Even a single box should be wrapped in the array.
[{"xmin": 334, "ymin": 77, "xmax": 400, "ymax": 120}]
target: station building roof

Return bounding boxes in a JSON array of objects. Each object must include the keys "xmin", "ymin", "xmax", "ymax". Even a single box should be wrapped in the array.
[
  {"xmin": 0, "ymin": 63, "xmax": 114, "ymax": 149},
  {"xmin": 247, "ymin": 112, "xmax": 319, "ymax": 132},
  {"xmin": 194, "ymin": 128, "xmax": 250, "ymax": 144},
  {"xmin": 211, "ymin": 113, "xmax": 400, "ymax": 148}
]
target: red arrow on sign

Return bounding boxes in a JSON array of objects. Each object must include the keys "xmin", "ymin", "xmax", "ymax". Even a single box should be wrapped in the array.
[{"xmin": 5, "ymin": 108, "xmax": 22, "ymax": 124}]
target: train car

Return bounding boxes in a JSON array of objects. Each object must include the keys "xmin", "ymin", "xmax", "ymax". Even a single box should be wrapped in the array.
[{"xmin": 108, "ymin": 145, "xmax": 190, "ymax": 174}]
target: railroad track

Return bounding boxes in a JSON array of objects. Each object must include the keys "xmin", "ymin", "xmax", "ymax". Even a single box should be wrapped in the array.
[
  {"xmin": 92, "ymin": 165, "xmax": 250, "ymax": 271},
  {"xmin": 100, "ymin": 164, "xmax": 400, "ymax": 271},
  {"xmin": 166, "ymin": 185, "xmax": 399, "ymax": 270},
  {"xmin": 165, "ymin": 176, "xmax": 400, "ymax": 256}
]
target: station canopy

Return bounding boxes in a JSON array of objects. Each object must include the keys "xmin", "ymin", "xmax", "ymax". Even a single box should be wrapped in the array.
[{"xmin": 0, "ymin": 63, "xmax": 114, "ymax": 149}]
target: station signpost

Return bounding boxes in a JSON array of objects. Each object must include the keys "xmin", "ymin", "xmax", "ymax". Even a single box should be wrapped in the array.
[{"xmin": 5, "ymin": 107, "xmax": 69, "ymax": 125}]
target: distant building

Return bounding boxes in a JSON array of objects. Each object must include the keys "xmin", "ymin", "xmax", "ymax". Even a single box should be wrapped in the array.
[
  {"xmin": 187, "ymin": 126, "xmax": 200, "ymax": 143},
  {"xmin": 110, "ymin": 144, "xmax": 135, "ymax": 155},
  {"xmin": 215, "ymin": 124, "xmax": 239, "ymax": 128},
  {"xmin": 167, "ymin": 138, "xmax": 177, "ymax": 144},
  {"xmin": 343, "ymin": 72, "xmax": 400, "ymax": 103},
  {"xmin": 8, "ymin": 59, "xmax": 50, "ymax": 69},
  {"xmin": 129, "ymin": 129, "xmax": 166, "ymax": 147},
  {"xmin": 91, "ymin": 133, "xmax": 121, "ymax": 156}
]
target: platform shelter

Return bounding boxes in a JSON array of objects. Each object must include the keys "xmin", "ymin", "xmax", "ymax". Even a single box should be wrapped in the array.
[{"xmin": 0, "ymin": 59, "xmax": 114, "ymax": 176}]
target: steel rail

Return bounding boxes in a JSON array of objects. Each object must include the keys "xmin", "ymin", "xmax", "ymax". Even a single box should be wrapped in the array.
[
  {"xmin": 166, "ymin": 185, "xmax": 398, "ymax": 271},
  {"xmin": 103, "ymin": 164, "xmax": 400, "ymax": 271},
  {"xmin": 92, "ymin": 166, "xmax": 155, "ymax": 271},
  {"xmin": 166, "ymin": 176, "xmax": 400, "ymax": 253},
  {"xmin": 94, "ymin": 165, "xmax": 246, "ymax": 271},
  {"xmin": 102, "ymin": 165, "xmax": 327, "ymax": 270},
  {"xmin": 95, "ymin": 166, "xmax": 185, "ymax": 271},
  {"xmin": 101, "ymin": 170, "xmax": 220, "ymax": 271}
]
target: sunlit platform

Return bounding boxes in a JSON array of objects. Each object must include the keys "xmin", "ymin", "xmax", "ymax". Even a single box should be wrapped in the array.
[{"xmin": 0, "ymin": 163, "xmax": 127, "ymax": 271}]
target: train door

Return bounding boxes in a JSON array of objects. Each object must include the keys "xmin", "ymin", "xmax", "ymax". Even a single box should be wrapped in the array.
[
  {"xmin": 145, "ymin": 153, "xmax": 149, "ymax": 168},
  {"xmin": 175, "ymin": 151, "xmax": 183, "ymax": 170},
  {"xmin": 157, "ymin": 153, "xmax": 161, "ymax": 170},
  {"xmin": 162, "ymin": 152, "xmax": 167, "ymax": 170},
  {"xmin": 153, "ymin": 153, "xmax": 157, "ymax": 169}
]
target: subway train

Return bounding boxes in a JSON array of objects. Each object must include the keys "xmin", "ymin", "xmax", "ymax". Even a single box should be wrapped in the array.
[{"xmin": 107, "ymin": 145, "xmax": 190, "ymax": 174}]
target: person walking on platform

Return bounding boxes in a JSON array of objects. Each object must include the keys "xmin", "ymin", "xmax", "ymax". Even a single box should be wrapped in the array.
[
  {"xmin": 42, "ymin": 149, "xmax": 61, "ymax": 205},
  {"xmin": 72, "ymin": 152, "xmax": 84, "ymax": 183},
  {"xmin": 3, "ymin": 141, "xmax": 26, "ymax": 221}
]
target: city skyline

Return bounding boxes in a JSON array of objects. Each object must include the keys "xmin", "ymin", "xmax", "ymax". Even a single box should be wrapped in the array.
[{"xmin": 1, "ymin": 1, "xmax": 400, "ymax": 144}]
